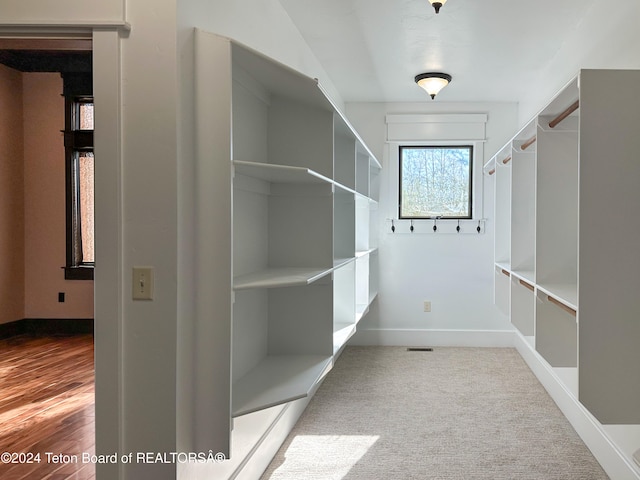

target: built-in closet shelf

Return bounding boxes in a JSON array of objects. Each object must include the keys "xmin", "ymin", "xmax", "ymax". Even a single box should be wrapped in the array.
[
  {"xmin": 355, "ymin": 304, "xmax": 370, "ymax": 323},
  {"xmin": 356, "ymin": 248, "xmax": 377, "ymax": 258},
  {"xmin": 196, "ymin": 30, "xmax": 380, "ymax": 458},
  {"xmin": 490, "ymin": 69, "xmax": 640, "ymax": 430},
  {"xmin": 333, "ymin": 323, "xmax": 356, "ymax": 354},
  {"xmin": 488, "ymin": 70, "xmax": 640, "ymax": 476},
  {"xmin": 232, "ymin": 355, "xmax": 332, "ymax": 417},
  {"xmin": 233, "ymin": 160, "xmax": 333, "ymax": 185},
  {"xmin": 510, "ymin": 269, "xmax": 535, "ymax": 285},
  {"xmin": 536, "ymin": 283, "xmax": 577, "ymax": 311},
  {"xmin": 333, "ymin": 257, "xmax": 356, "ymax": 269},
  {"xmin": 495, "ymin": 262, "xmax": 511, "ymax": 272},
  {"xmin": 233, "ymin": 267, "xmax": 333, "ymax": 290}
]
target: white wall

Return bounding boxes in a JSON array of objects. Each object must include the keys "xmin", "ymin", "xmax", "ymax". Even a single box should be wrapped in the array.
[
  {"xmin": 346, "ymin": 102, "xmax": 517, "ymax": 345},
  {"xmin": 0, "ymin": 0, "xmax": 124, "ymax": 24},
  {"xmin": 115, "ymin": 1, "xmax": 179, "ymax": 479},
  {"xmin": 516, "ymin": 1, "xmax": 640, "ymax": 128}
]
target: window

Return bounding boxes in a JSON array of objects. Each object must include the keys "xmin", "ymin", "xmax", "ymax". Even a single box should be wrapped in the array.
[
  {"xmin": 64, "ymin": 96, "xmax": 94, "ymax": 280},
  {"xmin": 399, "ymin": 145, "xmax": 473, "ymax": 219}
]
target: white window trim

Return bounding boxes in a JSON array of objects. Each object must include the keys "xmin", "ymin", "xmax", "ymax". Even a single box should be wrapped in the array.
[{"xmin": 385, "ymin": 113, "xmax": 487, "ymax": 234}]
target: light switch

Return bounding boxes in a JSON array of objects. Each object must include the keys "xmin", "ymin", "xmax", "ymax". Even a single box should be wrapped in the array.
[{"xmin": 133, "ymin": 267, "xmax": 154, "ymax": 300}]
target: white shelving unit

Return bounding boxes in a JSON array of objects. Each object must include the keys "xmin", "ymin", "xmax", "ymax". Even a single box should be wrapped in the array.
[
  {"xmin": 194, "ymin": 29, "xmax": 380, "ymax": 460},
  {"xmin": 510, "ymin": 120, "xmax": 536, "ymax": 284},
  {"xmin": 487, "ymin": 69, "xmax": 640, "ymax": 476}
]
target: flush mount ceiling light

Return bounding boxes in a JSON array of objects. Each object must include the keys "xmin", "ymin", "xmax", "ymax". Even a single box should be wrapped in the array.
[
  {"xmin": 428, "ymin": 0, "xmax": 447, "ymax": 14},
  {"xmin": 415, "ymin": 72, "xmax": 452, "ymax": 99}
]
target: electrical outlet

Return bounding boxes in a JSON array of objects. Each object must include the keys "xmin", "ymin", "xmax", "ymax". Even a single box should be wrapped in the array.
[{"xmin": 423, "ymin": 301, "xmax": 431, "ymax": 313}]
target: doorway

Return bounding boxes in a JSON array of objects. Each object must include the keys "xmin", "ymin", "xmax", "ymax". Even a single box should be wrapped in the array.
[{"xmin": 0, "ymin": 37, "xmax": 96, "ymax": 479}]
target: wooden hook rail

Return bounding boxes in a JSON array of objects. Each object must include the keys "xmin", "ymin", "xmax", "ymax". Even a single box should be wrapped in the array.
[
  {"xmin": 502, "ymin": 155, "xmax": 512, "ymax": 165},
  {"xmin": 548, "ymin": 100, "xmax": 579, "ymax": 129},
  {"xmin": 519, "ymin": 279, "xmax": 535, "ymax": 292},
  {"xmin": 547, "ymin": 295, "xmax": 577, "ymax": 316},
  {"xmin": 520, "ymin": 135, "xmax": 537, "ymax": 151}
]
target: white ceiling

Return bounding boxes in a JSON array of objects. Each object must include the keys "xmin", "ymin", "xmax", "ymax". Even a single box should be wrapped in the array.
[{"xmin": 278, "ymin": 0, "xmax": 600, "ymax": 103}]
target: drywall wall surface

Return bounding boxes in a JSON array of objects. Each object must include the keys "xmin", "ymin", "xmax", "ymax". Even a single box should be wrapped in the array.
[
  {"xmin": 0, "ymin": 0, "xmax": 124, "ymax": 25},
  {"xmin": 116, "ymin": 0, "xmax": 180, "ymax": 478},
  {"xmin": 517, "ymin": 1, "xmax": 640, "ymax": 128},
  {"xmin": 0, "ymin": 64, "xmax": 25, "ymax": 325},
  {"xmin": 176, "ymin": 0, "xmax": 343, "ymax": 111},
  {"xmin": 22, "ymin": 73, "xmax": 94, "ymax": 319},
  {"xmin": 346, "ymin": 101, "xmax": 517, "ymax": 337}
]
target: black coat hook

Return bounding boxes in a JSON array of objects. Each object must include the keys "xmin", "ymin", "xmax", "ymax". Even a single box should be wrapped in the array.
[
  {"xmin": 391, "ymin": 219, "xmax": 395, "ymax": 233},
  {"xmin": 477, "ymin": 220, "xmax": 481, "ymax": 233},
  {"xmin": 410, "ymin": 220, "xmax": 414, "ymax": 233},
  {"xmin": 456, "ymin": 220, "xmax": 461, "ymax": 233},
  {"xmin": 433, "ymin": 218, "xmax": 437, "ymax": 232}
]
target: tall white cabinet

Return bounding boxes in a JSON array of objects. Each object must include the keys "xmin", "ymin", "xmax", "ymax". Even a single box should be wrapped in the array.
[
  {"xmin": 193, "ymin": 29, "xmax": 380, "ymax": 460},
  {"xmin": 486, "ymin": 69, "xmax": 640, "ymax": 472}
]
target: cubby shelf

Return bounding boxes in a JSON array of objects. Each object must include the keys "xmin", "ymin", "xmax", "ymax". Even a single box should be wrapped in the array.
[
  {"xmin": 536, "ymin": 283, "xmax": 577, "ymax": 311},
  {"xmin": 232, "ymin": 355, "xmax": 333, "ymax": 417},
  {"xmin": 356, "ymin": 248, "xmax": 377, "ymax": 258},
  {"xmin": 233, "ymin": 160, "xmax": 333, "ymax": 185},
  {"xmin": 510, "ymin": 269, "xmax": 535, "ymax": 285},
  {"xmin": 233, "ymin": 267, "xmax": 333, "ymax": 290},
  {"xmin": 333, "ymin": 323, "xmax": 357, "ymax": 354},
  {"xmin": 194, "ymin": 29, "xmax": 380, "ymax": 458},
  {"xmin": 488, "ymin": 69, "xmax": 640, "ymax": 474}
]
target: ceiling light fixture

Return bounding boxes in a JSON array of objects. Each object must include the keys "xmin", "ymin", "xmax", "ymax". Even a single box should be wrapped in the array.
[
  {"xmin": 428, "ymin": 0, "xmax": 447, "ymax": 14},
  {"xmin": 415, "ymin": 72, "xmax": 452, "ymax": 99}
]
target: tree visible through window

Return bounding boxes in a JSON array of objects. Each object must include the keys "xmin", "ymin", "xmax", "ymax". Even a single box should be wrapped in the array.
[{"xmin": 399, "ymin": 145, "xmax": 473, "ymax": 219}]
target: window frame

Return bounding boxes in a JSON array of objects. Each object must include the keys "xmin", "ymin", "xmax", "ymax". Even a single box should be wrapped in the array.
[
  {"xmin": 64, "ymin": 95, "xmax": 94, "ymax": 280},
  {"xmin": 398, "ymin": 144, "xmax": 474, "ymax": 220}
]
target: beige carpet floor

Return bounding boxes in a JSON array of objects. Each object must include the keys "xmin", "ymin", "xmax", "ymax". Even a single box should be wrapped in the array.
[{"xmin": 261, "ymin": 347, "xmax": 608, "ymax": 479}]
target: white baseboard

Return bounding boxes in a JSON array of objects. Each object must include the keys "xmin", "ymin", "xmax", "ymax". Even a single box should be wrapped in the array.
[
  {"xmin": 513, "ymin": 332, "xmax": 640, "ymax": 480},
  {"xmin": 349, "ymin": 328, "xmax": 516, "ymax": 348}
]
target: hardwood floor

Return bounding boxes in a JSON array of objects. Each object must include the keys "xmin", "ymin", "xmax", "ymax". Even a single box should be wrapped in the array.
[{"xmin": 0, "ymin": 335, "xmax": 95, "ymax": 480}]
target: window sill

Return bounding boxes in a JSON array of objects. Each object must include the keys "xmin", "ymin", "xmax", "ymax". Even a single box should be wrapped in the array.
[{"xmin": 64, "ymin": 266, "xmax": 94, "ymax": 280}]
